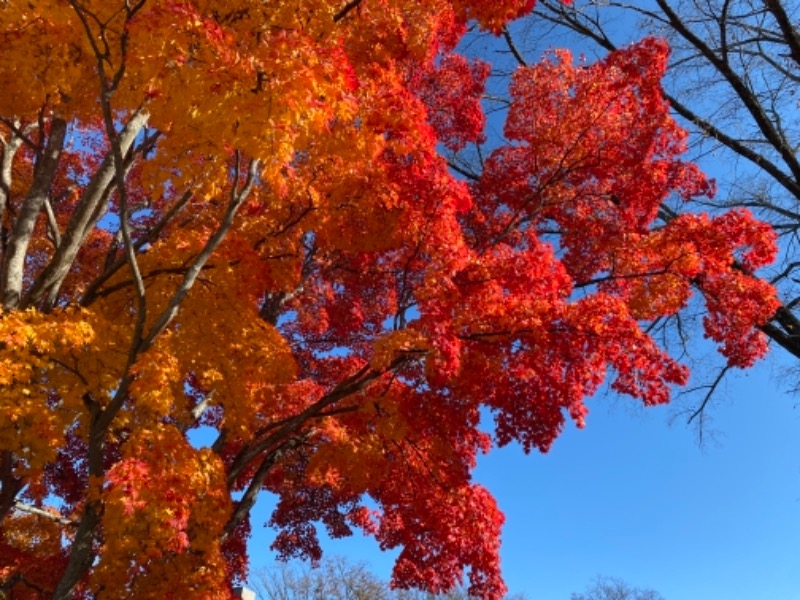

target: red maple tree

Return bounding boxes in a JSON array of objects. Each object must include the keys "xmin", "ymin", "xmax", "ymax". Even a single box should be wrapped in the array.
[{"xmin": 0, "ymin": 1, "xmax": 777, "ymax": 598}]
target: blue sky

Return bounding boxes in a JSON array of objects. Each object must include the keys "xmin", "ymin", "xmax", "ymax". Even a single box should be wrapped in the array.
[
  {"xmin": 475, "ymin": 352, "xmax": 800, "ymax": 599},
  {"xmin": 246, "ymin": 349, "xmax": 800, "ymax": 599}
]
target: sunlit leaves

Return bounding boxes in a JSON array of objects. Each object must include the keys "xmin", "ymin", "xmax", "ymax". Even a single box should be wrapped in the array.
[
  {"xmin": 96, "ymin": 425, "xmax": 232, "ymax": 597},
  {"xmin": 0, "ymin": 1, "xmax": 780, "ymax": 599},
  {"xmin": 0, "ymin": 309, "xmax": 95, "ymax": 476}
]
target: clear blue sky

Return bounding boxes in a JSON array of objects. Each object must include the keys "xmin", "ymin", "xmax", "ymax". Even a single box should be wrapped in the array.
[{"xmin": 246, "ymin": 350, "xmax": 800, "ymax": 599}]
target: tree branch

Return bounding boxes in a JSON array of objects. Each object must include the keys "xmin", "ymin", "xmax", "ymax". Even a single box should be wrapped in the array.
[
  {"xmin": 1, "ymin": 118, "xmax": 67, "ymax": 309},
  {"xmin": 79, "ymin": 189, "xmax": 192, "ymax": 307},
  {"xmin": 24, "ymin": 110, "xmax": 150, "ymax": 311},
  {"xmin": 222, "ymin": 434, "xmax": 309, "ymax": 541},
  {"xmin": 655, "ymin": 0, "xmax": 800, "ymax": 186},
  {"xmin": 135, "ymin": 157, "xmax": 259, "ymax": 356},
  {"xmin": 501, "ymin": 26, "xmax": 528, "ymax": 67},
  {"xmin": 12, "ymin": 501, "xmax": 75, "ymax": 527},
  {"xmin": 225, "ymin": 355, "xmax": 412, "ymax": 486},
  {"xmin": 764, "ymin": 0, "xmax": 800, "ymax": 67},
  {"xmin": 333, "ymin": 0, "xmax": 362, "ymax": 22}
]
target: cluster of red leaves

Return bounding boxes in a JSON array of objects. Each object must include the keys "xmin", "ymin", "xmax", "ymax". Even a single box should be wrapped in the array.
[{"xmin": 413, "ymin": 55, "xmax": 491, "ymax": 151}]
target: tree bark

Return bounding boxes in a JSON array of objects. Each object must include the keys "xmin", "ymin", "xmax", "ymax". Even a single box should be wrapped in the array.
[{"xmin": 2, "ymin": 118, "xmax": 67, "ymax": 309}]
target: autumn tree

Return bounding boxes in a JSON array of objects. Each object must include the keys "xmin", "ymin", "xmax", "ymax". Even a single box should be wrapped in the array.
[
  {"xmin": 251, "ymin": 556, "xmax": 527, "ymax": 600},
  {"xmin": 571, "ymin": 576, "xmax": 665, "ymax": 600},
  {"xmin": 0, "ymin": 0, "xmax": 780, "ymax": 599},
  {"xmin": 252, "ymin": 557, "xmax": 389, "ymax": 600},
  {"xmin": 504, "ymin": 0, "xmax": 800, "ymax": 422}
]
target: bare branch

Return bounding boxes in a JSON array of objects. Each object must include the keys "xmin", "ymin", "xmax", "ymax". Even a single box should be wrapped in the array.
[
  {"xmin": 763, "ymin": 0, "xmax": 800, "ymax": 67},
  {"xmin": 13, "ymin": 501, "xmax": 75, "ymax": 527},
  {"xmin": 655, "ymin": 0, "xmax": 800, "ymax": 184},
  {"xmin": 501, "ymin": 26, "xmax": 529, "ymax": 67},
  {"xmin": 686, "ymin": 364, "xmax": 732, "ymax": 427}
]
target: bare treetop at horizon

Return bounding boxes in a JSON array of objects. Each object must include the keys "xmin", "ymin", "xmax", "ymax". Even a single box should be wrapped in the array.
[{"xmin": 0, "ymin": 1, "xmax": 782, "ymax": 598}]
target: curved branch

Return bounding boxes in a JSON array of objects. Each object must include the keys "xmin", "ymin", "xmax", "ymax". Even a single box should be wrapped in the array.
[
  {"xmin": 225, "ymin": 355, "xmax": 414, "ymax": 486},
  {"xmin": 501, "ymin": 26, "xmax": 528, "ymax": 67},
  {"xmin": 764, "ymin": 0, "xmax": 800, "ymax": 67},
  {"xmin": 655, "ymin": 0, "xmax": 800, "ymax": 185}
]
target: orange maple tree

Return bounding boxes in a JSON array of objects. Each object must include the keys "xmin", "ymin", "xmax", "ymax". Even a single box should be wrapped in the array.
[{"xmin": 0, "ymin": 1, "xmax": 779, "ymax": 599}]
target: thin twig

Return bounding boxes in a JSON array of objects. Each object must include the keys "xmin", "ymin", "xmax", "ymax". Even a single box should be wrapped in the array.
[
  {"xmin": 687, "ymin": 365, "xmax": 731, "ymax": 426},
  {"xmin": 502, "ymin": 26, "xmax": 528, "ymax": 67}
]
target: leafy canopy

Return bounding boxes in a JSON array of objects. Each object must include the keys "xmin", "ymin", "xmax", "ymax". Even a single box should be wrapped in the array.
[{"xmin": 0, "ymin": 0, "xmax": 778, "ymax": 599}]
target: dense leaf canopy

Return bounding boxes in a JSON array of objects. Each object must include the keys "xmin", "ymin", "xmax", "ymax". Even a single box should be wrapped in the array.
[{"xmin": 0, "ymin": 1, "xmax": 778, "ymax": 598}]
